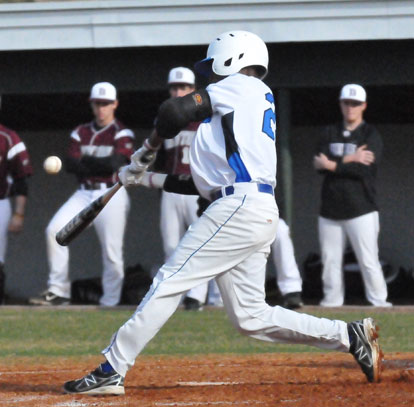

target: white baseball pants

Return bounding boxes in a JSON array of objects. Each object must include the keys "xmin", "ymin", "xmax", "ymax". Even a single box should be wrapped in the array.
[
  {"xmin": 318, "ymin": 211, "xmax": 390, "ymax": 307},
  {"xmin": 271, "ymin": 218, "xmax": 302, "ymax": 295},
  {"xmin": 160, "ymin": 190, "xmax": 221, "ymax": 305},
  {"xmin": 104, "ymin": 186, "xmax": 349, "ymax": 377},
  {"xmin": 0, "ymin": 198, "xmax": 12, "ymax": 264},
  {"xmin": 45, "ymin": 186, "xmax": 130, "ymax": 306}
]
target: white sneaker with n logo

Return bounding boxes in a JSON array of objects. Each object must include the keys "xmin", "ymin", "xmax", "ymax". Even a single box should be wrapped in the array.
[
  {"xmin": 348, "ymin": 318, "xmax": 383, "ymax": 382},
  {"xmin": 63, "ymin": 365, "xmax": 125, "ymax": 395}
]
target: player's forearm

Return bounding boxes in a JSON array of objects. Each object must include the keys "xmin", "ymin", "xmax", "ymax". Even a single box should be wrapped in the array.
[
  {"xmin": 156, "ymin": 89, "xmax": 212, "ymax": 139},
  {"xmin": 324, "ymin": 160, "xmax": 337, "ymax": 172},
  {"xmin": 313, "ymin": 153, "xmax": 337, "ymax": 172},
  {"xmin": 81, "ymin": 154, "xmax": 129, "ymax": 175},
  {"xmin": 147, "ymin": 129, "xmax": 164, "ymax": 151},
  {"xmin": 13, "ymin": 195, "xmax": 27, "ymax": 217},
  {"xmin": 336, "ymin": 161, "xmax": 375, "ymax": 178},
  {"xmin": 163, "ymin": 174, "xmax": 199, "ymax": 195},
  {"xmin": 10, "ymin": 177, "xmax": 28, "ymax": 196},
  {"xmin": 8, "ymin": 194, "xmax": 26, "ymax": 233},
  {"xmin": 139, "ymin": 172, "xmax": 199, "ymax": 195},
  {"xmin": 65, "ymin": 156, "xmax": 91, "ymax": 176},
  {"xmin": 342, "ymin": 155, "xmax": 355, "ymax": 164}
]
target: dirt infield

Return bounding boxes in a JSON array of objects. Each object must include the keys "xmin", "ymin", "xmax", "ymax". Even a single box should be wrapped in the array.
[{"xmin": 1, "ymin": 353, "xmax": 414, "ymax": 407}]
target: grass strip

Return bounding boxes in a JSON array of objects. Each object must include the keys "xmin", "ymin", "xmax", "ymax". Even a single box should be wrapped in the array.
[{"xmin": 0, "ymin": 307, "xmax": 412, "ymax": 357}]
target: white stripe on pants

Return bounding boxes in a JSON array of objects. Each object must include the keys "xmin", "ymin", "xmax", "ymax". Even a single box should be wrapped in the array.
[
  {"xmin": 0, "ymin": 199, "xmax": 12, "ymax": 263},
  {"xmin": 103, "ymin": 192, "xmax": 349, "ymax": 377},
  {"xmin": 45, "ymin": 187, "xmax": 130, "ymax": 306},
  {"xmin": 318, "ymin": 211, "xmax": 390, "ymax": 307}
]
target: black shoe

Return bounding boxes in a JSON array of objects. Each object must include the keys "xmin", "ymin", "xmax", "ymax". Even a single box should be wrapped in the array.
[
  {"xmin": 63, "ymin": 365, "xmax": 124, "ymax": 395},
  {"xmin": 28, "ymin": 290, "xmax": 70, "ymax": 306},
  {"xmin": 282, "ymin": 292, "xmax": 303, "ymax": 310},
  {"xmin": 348, "ymin": 318, "xmax": 382, "ymax": 382},
  {"xmin": 184, "ymin": 297, "xmax": 203, "ymax": 311}
]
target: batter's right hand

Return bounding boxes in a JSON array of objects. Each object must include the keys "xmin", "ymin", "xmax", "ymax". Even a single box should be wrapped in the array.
[{"xmin": 129, "ymin": 139, "xmax": 159, "ymax": 173}]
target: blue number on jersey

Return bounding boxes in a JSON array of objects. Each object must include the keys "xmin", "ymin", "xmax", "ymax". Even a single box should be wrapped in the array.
[{"xmin": 262, "ymin": 92, "xmax": 276, "ymax": 140}]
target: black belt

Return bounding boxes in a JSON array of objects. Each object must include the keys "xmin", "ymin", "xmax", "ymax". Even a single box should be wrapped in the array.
[
  {"xmin": 80, "ymin": 182, "xmax": 114, "ymax": 190},
  {"xmin": 212, "ymin": 183, "xmax": 274, "ymax": 202}
]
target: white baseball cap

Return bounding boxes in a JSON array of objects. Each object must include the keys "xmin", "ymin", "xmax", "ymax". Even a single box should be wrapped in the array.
[
  {"xmin": 339, "ymin": 84, "xmax": 366, "ymax": 102},
  {"xmin": 167, "ymin": 67, "xmax": 195, "ymax": 86},
  {"xmin": 89, "ymin": 82, "xmax": 117, "ymax": 102}
]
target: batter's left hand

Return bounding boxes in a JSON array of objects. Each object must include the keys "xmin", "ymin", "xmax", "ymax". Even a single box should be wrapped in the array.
[
  {"xmin": 8, "ymin": 214, "xmax": 24, "ymax": 233},
  {"xmin": 118, "ymin": 165, "xmax": 144, "ymax": 187}
]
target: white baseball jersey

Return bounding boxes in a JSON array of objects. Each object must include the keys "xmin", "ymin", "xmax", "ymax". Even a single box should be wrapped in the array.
[
  {"xmin": 103, "ymin": 73, "xmax": 350, "ymax": 378},
  {"xmin": 190, "ymin": 73, "xmax": 277, "ymax": 199}
]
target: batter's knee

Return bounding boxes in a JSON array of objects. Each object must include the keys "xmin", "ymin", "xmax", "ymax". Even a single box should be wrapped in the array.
[
  {"xmin": 233, "ymin": 321, "xmax": 260, "ymax": 337},
  {"xmin": 231, "ymin": 309, "xmax": 272, "ymax": 336}
]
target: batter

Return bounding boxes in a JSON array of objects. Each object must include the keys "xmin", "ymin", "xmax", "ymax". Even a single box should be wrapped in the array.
[{"xmin": 63, "ymin": 31, "xmax": 382, "ymax": 395}]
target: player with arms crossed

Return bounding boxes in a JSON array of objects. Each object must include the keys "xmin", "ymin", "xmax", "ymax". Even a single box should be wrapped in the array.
[
  {"xmin": 0, "ymin": 112, "xmax": 33, "ymax": 303},
  {"xmin": 30, "ymin": 82, "xmax": 134, "ymax": 307},
  {"xmin": 64, "ymin": 31, "xmax": 382, "ymax": 395},
  {"xmin": 314, "ymin": 84, "xmax": 391, "ymax": 307}
]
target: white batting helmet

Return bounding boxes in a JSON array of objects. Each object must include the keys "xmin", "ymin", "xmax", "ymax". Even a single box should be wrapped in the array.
[{"xmin": 195, "ymin": 30, "xmax": 269, "ymax": 79}]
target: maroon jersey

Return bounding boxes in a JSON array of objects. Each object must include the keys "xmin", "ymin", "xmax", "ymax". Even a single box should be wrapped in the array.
[
  {"xmin": 67, "ymin": 119, "xmax": 134, "ymax": 184},
  {"xmin": 0, "ymin": 125, "xmax": 33, "ymax": 199},
  {"xmin": 160, "ymin": 122, "xmax": 199, "ymax": 176}
]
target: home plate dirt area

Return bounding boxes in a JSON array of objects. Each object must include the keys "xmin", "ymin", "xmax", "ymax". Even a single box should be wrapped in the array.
[{"xmin": 1, "ymin": 353, "xmax": 414, "ymax": 407}]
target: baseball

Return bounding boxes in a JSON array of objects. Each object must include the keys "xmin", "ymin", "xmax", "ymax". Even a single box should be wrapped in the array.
[{"xmin": 43, "ymin": 156, "xmax": 62, "ymax": 174}]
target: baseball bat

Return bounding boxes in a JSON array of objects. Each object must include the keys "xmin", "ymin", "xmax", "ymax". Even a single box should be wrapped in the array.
[{"xmin": 56, "ymin": 182, "xmax": 123, "ymax": 246}]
